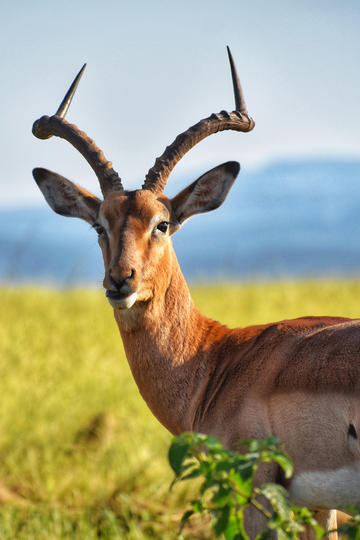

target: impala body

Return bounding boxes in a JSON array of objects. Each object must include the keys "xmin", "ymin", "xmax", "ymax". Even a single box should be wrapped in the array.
[{"xmin": 32, "ymin": 50, "xmax": 360, "ymax": 538}]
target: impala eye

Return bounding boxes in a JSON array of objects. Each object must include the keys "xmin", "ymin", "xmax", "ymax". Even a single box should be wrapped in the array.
[
  {"xmin": 156, "ymin": 221, "xmax": 169, "ymax": 234},
  {"xmin": 93, "ymin": 223, "xmax": 106, "ymax": 236}
]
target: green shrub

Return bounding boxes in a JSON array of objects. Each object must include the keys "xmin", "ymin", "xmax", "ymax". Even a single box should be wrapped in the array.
[{"xmin": 169, "ymin": 433, "xmax": 360, "ymax": 539}]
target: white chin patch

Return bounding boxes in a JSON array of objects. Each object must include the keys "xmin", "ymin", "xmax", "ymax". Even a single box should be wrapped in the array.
[{"xmin": 107, "ymin": 292, "xmax": 137, "ymax": 310}]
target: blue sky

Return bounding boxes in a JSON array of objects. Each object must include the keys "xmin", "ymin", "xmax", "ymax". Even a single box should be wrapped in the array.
[{"xmin": 1, "ymin": 1, "xmax": 359, "ymax": 206}]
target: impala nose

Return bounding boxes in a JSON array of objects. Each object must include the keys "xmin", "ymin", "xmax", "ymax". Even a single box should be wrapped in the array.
[
  {"xmin": 105, "ymin": 269, "xmax": 137, "ymax": 309},
  {"xmin": 108, "ymin": 269, "xmax": 135, "ymax": 293}
]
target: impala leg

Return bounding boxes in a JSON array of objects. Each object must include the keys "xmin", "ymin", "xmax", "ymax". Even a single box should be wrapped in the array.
[
  {"xmin": 300, "ymin": 509, "xmax": 337, "ymax": 540},
  {"xmin": 243, "ymin": 462, "xmax": 278, "ymax": 539},
  {"xmin": 244, "ymin": 505, "xmax": 274, "ymax": 540}
]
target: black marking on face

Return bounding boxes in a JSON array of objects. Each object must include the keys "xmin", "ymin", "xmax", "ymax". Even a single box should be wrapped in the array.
[{"xmin": 348, "ymin": 423, "xmax": 358, "ymax": 439}]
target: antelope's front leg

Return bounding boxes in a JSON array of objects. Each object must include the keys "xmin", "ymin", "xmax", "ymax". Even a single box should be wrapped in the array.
[{"xmin": 243, "ymin": 462, "xmax": 278, "ymax": 540}]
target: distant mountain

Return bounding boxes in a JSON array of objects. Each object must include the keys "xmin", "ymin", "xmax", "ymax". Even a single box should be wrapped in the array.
[{"xmin": 1, "ymin": 159, "xmax": 360, "ymax": 286}]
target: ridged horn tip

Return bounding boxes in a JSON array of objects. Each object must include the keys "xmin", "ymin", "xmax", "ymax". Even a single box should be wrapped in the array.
[
  {"xmin": 226, "ymin": 46, "xmax": 247, "ymax": 114},
  {"xmin": 55, "ymin": 63, "xmax": 87, "ymax": 118}
]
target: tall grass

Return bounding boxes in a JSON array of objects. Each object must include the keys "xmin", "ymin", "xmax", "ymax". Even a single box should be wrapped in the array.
[{"xmin": 0, "ymin": 281, "xmax": 359, "ymax": 538}]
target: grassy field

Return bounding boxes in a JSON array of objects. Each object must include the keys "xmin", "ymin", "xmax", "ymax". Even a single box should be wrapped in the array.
[{"xmin": 0, "ymin": 281, "xmax": 360, "ymax": 538}]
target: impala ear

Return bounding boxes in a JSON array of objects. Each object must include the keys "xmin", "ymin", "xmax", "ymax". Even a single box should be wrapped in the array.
[
  {"xmin": 33, "ymin": 168, "xmax": 101, "ymax": 224},
  {"xmin": 170, "ymin": 161, "xmax": 240, "ymax": 231}
]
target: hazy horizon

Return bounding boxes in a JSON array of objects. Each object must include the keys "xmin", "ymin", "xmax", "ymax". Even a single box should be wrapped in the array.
[
  {"xmin": 3, "ymin": 159, "xmax": 360, "ymax": 285},
  {"xmin": 2, "ymin": 154, "xmax": 360, "ymax": 211}
]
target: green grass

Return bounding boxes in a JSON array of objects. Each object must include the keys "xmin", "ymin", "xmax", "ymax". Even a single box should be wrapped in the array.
[{"xmin": 0, "ymin": 281, "xmax": 359, "ymax": 538}]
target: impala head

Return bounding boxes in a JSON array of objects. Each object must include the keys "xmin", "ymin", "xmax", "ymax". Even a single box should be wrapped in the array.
[{"xmin": 32, "ymin": 48, "xmax": 254, "ymax": 311}]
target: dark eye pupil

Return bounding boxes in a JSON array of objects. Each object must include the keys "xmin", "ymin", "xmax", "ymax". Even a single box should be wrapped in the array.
[
  {"xmin": 94, "ymin": 224, "xmax": 105, "ymax": 235},
  {"xmin": 157, "ymin": 222, "xmax": 168, "ymax": 233}
]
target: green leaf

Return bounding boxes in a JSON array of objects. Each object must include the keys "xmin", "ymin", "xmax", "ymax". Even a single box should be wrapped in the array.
[
  {"xmin": 178, "ymin": 509, "xmax": 194, "ymax": 535},
  {"xmin": 168, "ymin": 438, "xmax": 190, "ymax": 476},
  {"xmin": 311, "ymin": 523, "xmax": 326, "ymax": 540},
  {"xmin": 232, "ymin": 511, "xmax": 250, "ymax": 540},
  {"xmin": 268, "ymin": 449, "xmax": 293, "ymax": 478},
  {"xmin": 214, "ymin": 505, "xmax": 231, "ymax": 536},
  {"xmin": 200, "ymin": 474, "xmax": 218, "ymax": 494},
  {"xmin": 244, "ymin": 437, "xmax": 280, "ymax": 453},
  {"xmin": 215, "ymin": 460, "xmax": 234, "ymax": 473},
  {"xmin": 205, "ymin": 435, "xmax": 224, "ymax": 450},
  {"xmin": 237, "ymin": 461, "xmax": 255, "ymax": 483},
  {"xmin": 223, "ymin": 515, "xmax": 238, "ymax": 540},
  {"xmin": 230, "ymin": 468, "xmax": 253, "ymax": 499},
  {"xmin": 191, "ymin": 499, "xmax": 203, "ymax": 513},
  {"xmin": 260, "ymin": 483, "xmax": 292, "ymax": 520},
  {"xmin": 223, "ymin": 514, "xmax": 249, "ymax": 540},
  {"xmin": 212, "ymin": 484, "xmax": 233, "ymax": 506},
  {"xmin": 182, "ymin": 467, "xmax": 201, "ymax": 480}
]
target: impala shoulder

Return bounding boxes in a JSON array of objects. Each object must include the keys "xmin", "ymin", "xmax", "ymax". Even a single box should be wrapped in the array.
[{"xmin": 272, "ymin": 317, "xmax": 360, "ymax": 392}]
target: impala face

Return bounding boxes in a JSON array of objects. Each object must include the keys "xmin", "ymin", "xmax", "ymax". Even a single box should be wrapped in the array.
[{"xmin": 96, "ymin": 190, "xmax": 173, "ymax": 310}]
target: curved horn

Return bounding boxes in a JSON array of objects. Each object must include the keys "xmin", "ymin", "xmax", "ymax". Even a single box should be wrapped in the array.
[
  {"xmin": 142, "ymin": 47, "xmax": 255, "ymax": 194},
  {"xmin": 32, "ymin": 65, "xmax": 124, "ymax": 197},
  {"xmin": 56, "ymin": 63, "xmax": 87, "ymax": 118},
  {"xmin": 226, "ymin": 46, "xmax": 248, "ymax": 114}
]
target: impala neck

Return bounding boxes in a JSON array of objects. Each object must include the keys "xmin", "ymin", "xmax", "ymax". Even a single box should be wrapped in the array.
[{"xmin": 114, "ymin": 246, "xmax": 224, "ymax": 434}]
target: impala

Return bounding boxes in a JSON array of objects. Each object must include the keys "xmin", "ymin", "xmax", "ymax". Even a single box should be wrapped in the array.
[{"xmin": 32, "ymin": 49, "xmax": 360, "ymax": 538}]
